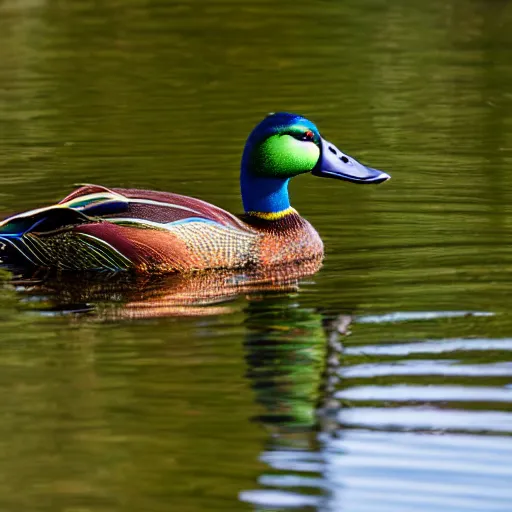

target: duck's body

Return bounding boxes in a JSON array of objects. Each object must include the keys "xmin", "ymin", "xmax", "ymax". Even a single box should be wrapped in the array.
[
  {"xmin": 0, "ymin": 113, "xmax": 388, "ymax": 273},
  {"xmin": 0, "ymin": 184, "xmax": 322, "ymax": 272}
]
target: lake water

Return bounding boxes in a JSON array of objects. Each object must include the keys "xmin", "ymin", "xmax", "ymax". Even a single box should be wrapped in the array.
[{"xmin": 1, "ymin": 0, "xmax": 512, "ymax": 510}]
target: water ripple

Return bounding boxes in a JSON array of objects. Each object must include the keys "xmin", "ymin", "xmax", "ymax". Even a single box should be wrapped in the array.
[
  {"xmin": 346, "ymin": 338, "xmax": 512, "ymax": 356},
  {"xmin": 338, "ymin": 385, "xmax": 512, "ymax": 402},
  {"xmin": 342, "ymin": 361, "xmax": 512, "ymax": 378},
  {"xmin": 357, "ymin": 311, "xmax": 494, "ymax": 324},
  {"xmin": 339, "ymin": 407, "xmax": 512, "ymax": 433},
  {"xmin": 325, "ymin": 431, "xmax": 512, "ymax": 512}
]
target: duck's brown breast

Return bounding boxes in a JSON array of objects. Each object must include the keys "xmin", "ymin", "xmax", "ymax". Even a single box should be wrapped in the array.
[{"xmin": 243, "ymin": 213, "xmax": 324, "ymax": 267}]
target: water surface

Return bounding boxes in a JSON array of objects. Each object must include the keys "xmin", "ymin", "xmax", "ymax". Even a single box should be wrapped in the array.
[{"xmin": 1, "ymin": 0, "xmax": 512, "ymax": 510}]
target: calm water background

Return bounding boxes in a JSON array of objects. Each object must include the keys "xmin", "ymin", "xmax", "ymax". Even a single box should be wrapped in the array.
[{"xmin": 1, "ymin": 0, "xmax": 512, "ymax": 510}]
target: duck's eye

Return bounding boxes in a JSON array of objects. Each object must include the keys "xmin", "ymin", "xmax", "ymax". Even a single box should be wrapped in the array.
[
  {"xmin": 300, "ymin": 130, "xmax": 315, "ymax": 141},
  {"xmin": 287, "ymin": 130, "xmax": 316, "ymax": 142}
]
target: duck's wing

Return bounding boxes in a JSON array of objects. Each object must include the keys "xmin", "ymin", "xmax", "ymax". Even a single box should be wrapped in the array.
[
  {"xmin": 59, "ymin": 184, "xmax": 250, "ymax": 230},
  {"xmin": 0, "ymin": 186, "xmax": 133, "ymax": 270},
  {"xmin": 0, "ymin": 185, "xmax": 257, "ymax": 272}
]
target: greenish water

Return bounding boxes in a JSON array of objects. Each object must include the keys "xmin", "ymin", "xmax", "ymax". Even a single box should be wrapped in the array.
[{"xmin": 1, "ymin": 0, "xmax": 512, "ymax": 510}]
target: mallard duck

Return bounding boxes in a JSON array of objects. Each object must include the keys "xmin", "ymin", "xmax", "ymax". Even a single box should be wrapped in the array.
[{"xmin": 0, "ymin": 112, "xmax": 389, "ymax": 273}]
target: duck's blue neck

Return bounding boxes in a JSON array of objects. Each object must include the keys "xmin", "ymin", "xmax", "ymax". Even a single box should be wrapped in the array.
[{"xmin": 240, "ymin": 167, "xmax": 290, "ymax": 214}]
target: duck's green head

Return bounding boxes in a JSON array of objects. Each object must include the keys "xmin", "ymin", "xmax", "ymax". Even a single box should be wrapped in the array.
[{"xmin": 241, "ymin": 112, "xmax": 389, "ymax": 215}]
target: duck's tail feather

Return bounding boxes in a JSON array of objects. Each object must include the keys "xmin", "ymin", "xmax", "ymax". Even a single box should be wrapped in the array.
[
  {"xmin": 0, "ymin": 191, "xmax": 129, "ymax": 237},
  {"xmin": 0, "ymin": 208, "xmax": 91, "ymax": 238},
  {"xmin": 0, "ymin": 192, "xmax": 130, "ymax": 269}
]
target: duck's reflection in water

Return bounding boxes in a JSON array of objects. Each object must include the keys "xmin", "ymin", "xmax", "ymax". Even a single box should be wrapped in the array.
[
  {"xmin": 9, "ymin": 259, "xmax": 322, "ymax": 318},
  {"xmin": 9, "ymin": 262, "xmax": 346, "ymax": 511},
  {"xmin": 241, "ymin": 297, "xmax": 348, "ymax": 511}
]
